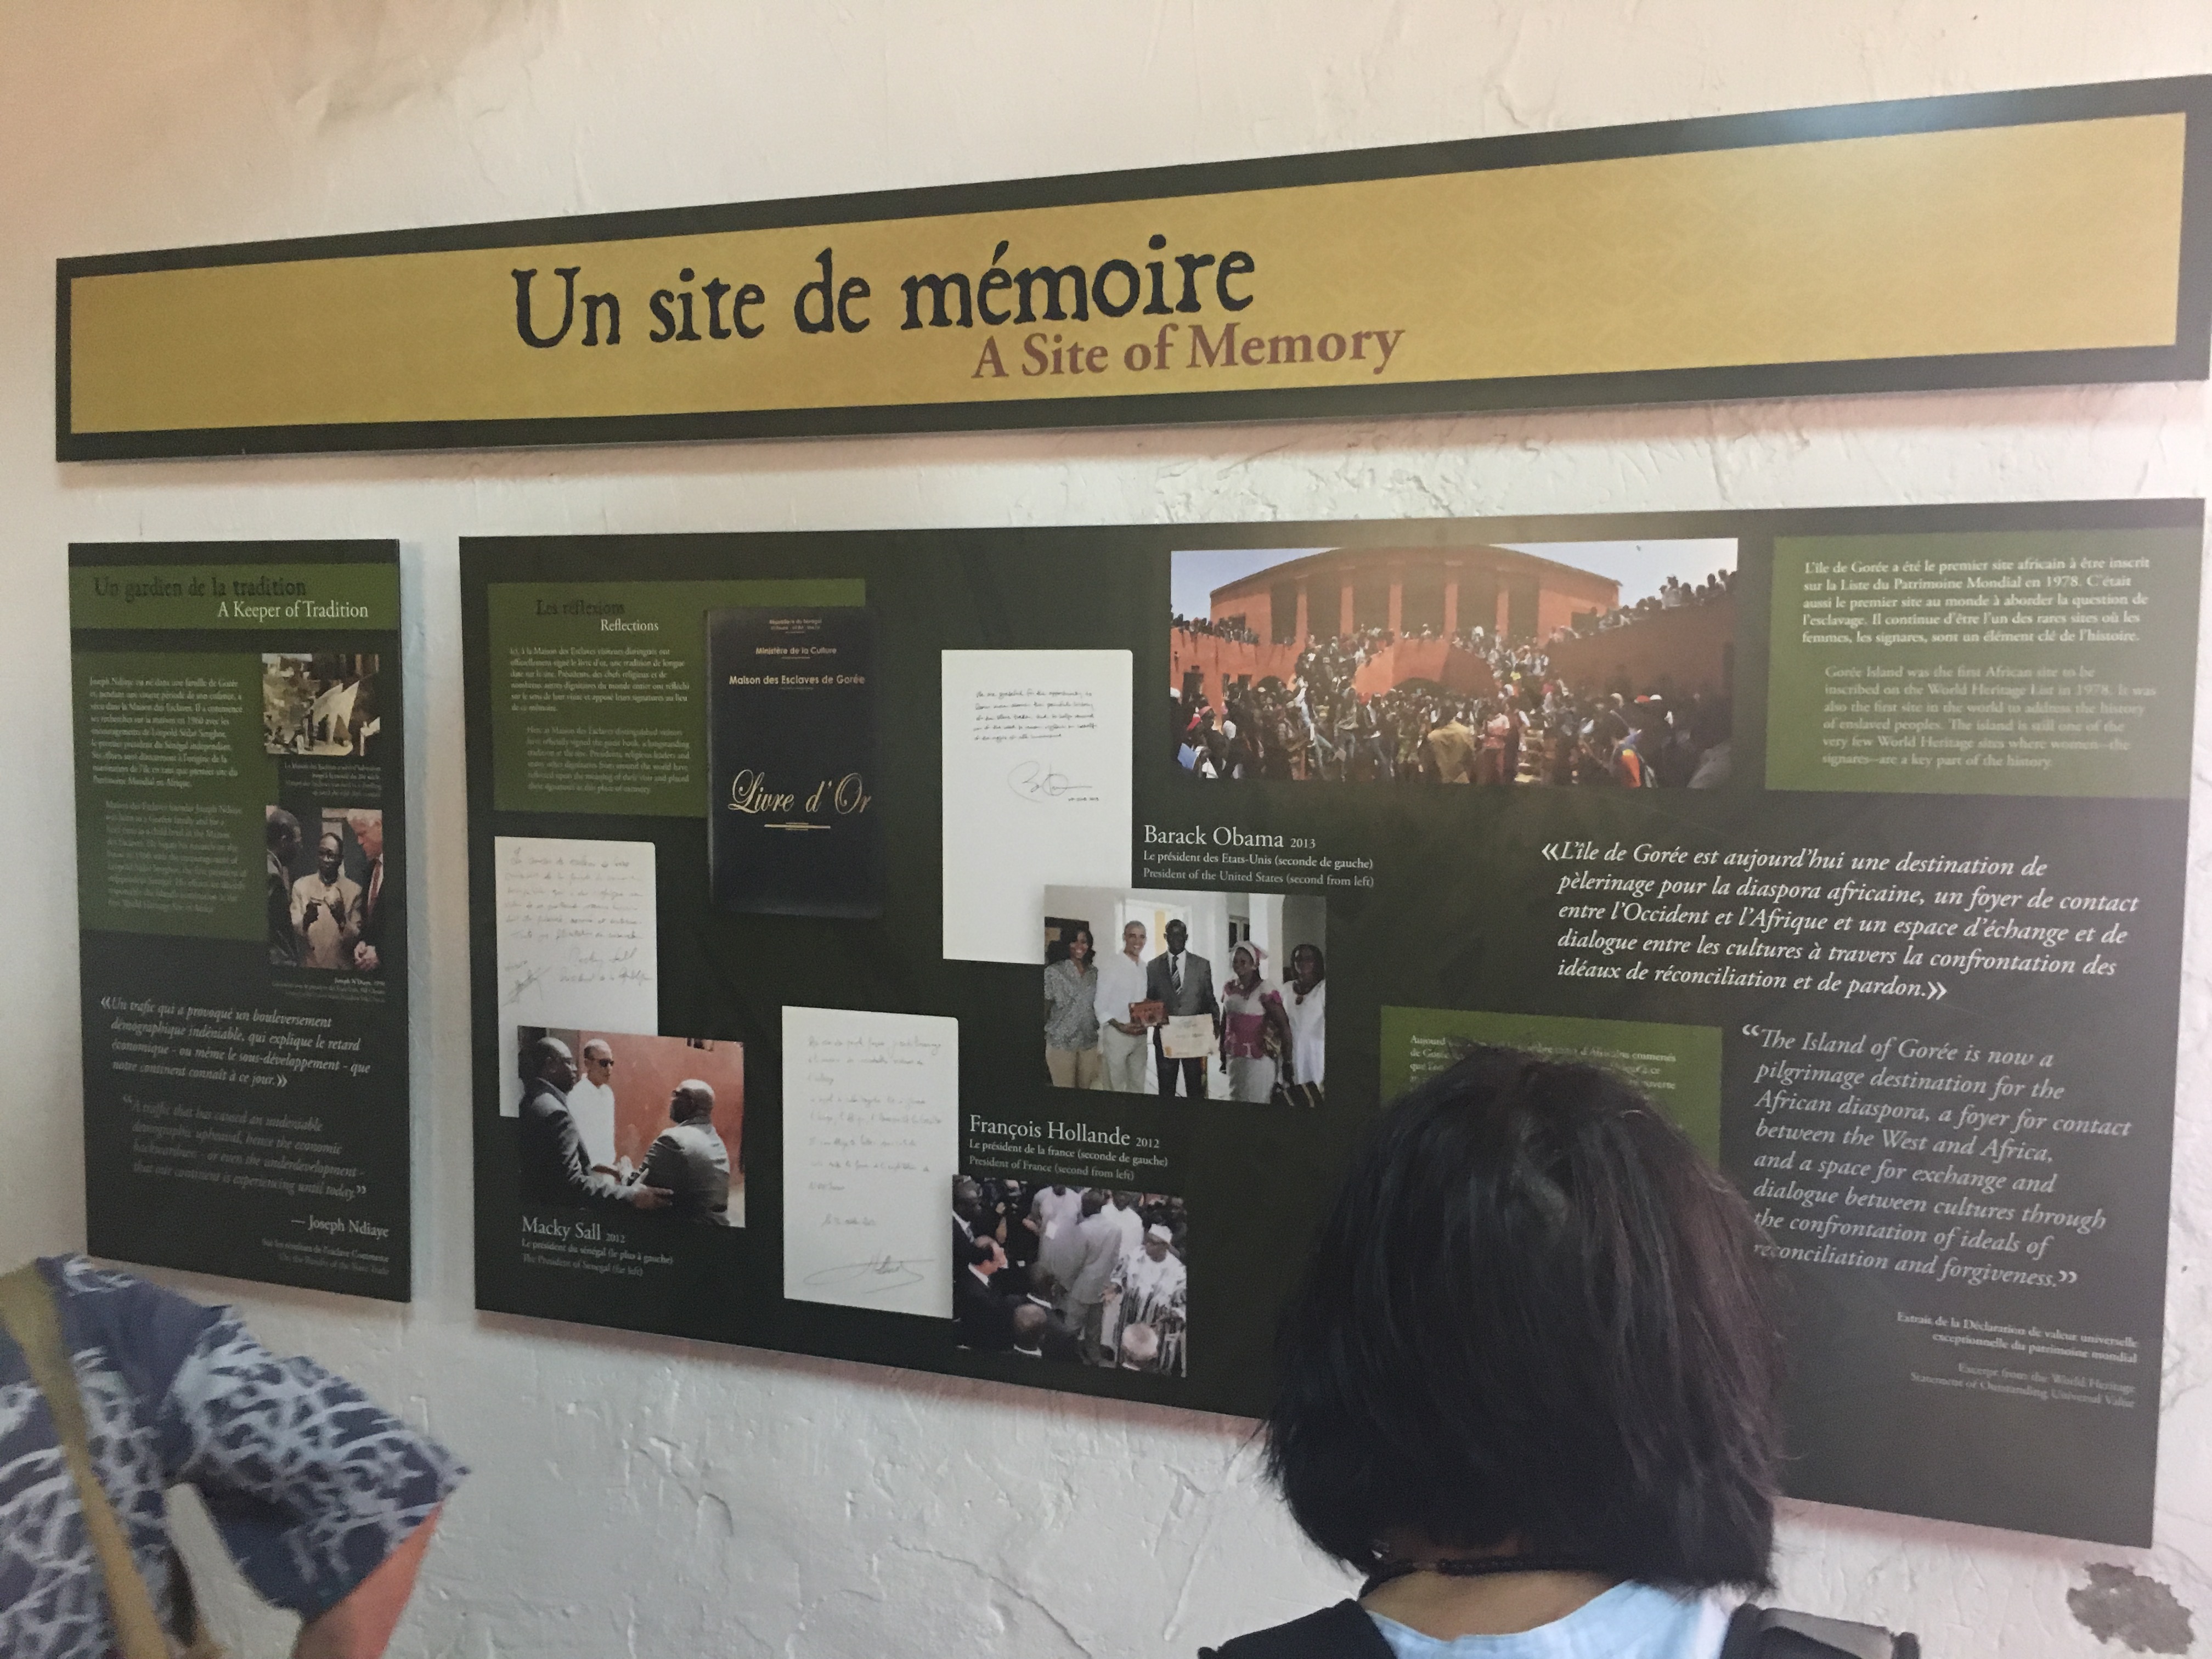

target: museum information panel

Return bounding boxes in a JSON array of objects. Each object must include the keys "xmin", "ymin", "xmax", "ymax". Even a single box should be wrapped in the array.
[
  {"xmin": 464, "ymin": 504, "xmax": 2194, "ymax": 1543},
  {"xmin": 71, "ymin": 542, "xmax": 411, "ymax": 1299}
]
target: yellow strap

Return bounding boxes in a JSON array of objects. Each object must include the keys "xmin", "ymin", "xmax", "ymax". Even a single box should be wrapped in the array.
[{"xmin": 0, "ymin": 1264, "xmax": 224, "ymax": 1659}]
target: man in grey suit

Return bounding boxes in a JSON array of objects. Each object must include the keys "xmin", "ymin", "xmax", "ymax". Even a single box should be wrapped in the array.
[
  {"xmin": 1143, "ymin": 918, "xmax": 1218, "ymax": 1098},
  {"xmin": 639, "ymin": 1079, "xmax": 735, "ymax": 1225},
  {"xmin": 518, "ymin": 1036, "xmax": 670, "ymax": 1212},
  {"xmin": 1060, "ymin": 1189, "xmax": 1126, "ymax": 1364}
]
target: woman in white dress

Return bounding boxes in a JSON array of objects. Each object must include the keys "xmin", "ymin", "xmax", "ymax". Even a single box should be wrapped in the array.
[{"xmin": 1283, "ymin": 943, "xmax": 1326, "ymax": 1104}]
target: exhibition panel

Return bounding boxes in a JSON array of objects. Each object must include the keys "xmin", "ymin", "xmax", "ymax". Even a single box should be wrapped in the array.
[
  {"xmin": 29, "ymin": 9, "xmax": 2212, "ymax": 1654},
  {"xmin": 462, "ymin": 504, "xmax": 2193, "ymax": 1544},
  {"xmin": 67, "ymin": 541, "xmax": 412, "ymax": 1299}
]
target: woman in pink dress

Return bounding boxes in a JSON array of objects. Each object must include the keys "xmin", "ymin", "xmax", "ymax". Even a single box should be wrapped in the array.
[{"xmin": 1219, "ymin": 943, "xmax": 1294, "ymax": 1103}]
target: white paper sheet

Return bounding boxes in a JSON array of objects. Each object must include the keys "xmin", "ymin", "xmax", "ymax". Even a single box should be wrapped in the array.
[
  {"xmin": 781, "ymin": 1006, "xmax": 959, "ymax": 1317},
  {"xmin": 493, "ymin": 836, "xmax": 658, "ymax": 1115},
  {"xmin": 940, "ymin": 649, "xmax": 1132, "ymax": 963}
]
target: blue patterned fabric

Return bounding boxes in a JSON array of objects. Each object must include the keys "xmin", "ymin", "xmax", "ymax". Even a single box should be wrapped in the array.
[{"xmin": 0, "ymin": 1257, "xmax": 464, "ymax": 1658}]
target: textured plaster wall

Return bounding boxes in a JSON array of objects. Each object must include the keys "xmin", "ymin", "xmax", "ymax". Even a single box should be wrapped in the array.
[{"xmin": 3, "ymin": 3, "xmax": 2211, "ymax": 1654}]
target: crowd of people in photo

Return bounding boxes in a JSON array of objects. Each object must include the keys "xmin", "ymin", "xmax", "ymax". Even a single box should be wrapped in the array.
[
  {"xmin": 1171, "ymin": 568, "xmax": 1735, "ymax": 788},
  {"xmin": 1558, "ymin": 565, "xmax": 1735, "ymax": 633},
  {"xmin": 1172, "ymin": 612, "xmax": 1262, "ymax": 644},
  {"xmin": 1045, "ymin": 917, "xmax": 1325, "ymax": 1103},
  {"xmin": 953, "ymin": 1179, "xmax": 1189, "ymax": 1376}
]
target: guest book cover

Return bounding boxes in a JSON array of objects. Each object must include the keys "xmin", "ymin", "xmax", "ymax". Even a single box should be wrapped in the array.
[{"xmin": 706, "ymin": 605, "xmax": 881, "ymax": 918}]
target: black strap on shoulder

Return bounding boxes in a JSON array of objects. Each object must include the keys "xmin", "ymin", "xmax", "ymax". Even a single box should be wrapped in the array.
[
  {"xmin": 1724, "ymin": 1602, "xmax": 1921, "ymax": 1659},
  {"xmin": 1722, "ymin": 1604, "xmax": 1765, "ymax": 1659},
  {"xmin": 1200, "ymin": 1599, "xmax": 1396, "ymax": 1659},
  {"xmin": 1360, "ymin": 1554, "xmax": 1603, "ymax": 1598}
]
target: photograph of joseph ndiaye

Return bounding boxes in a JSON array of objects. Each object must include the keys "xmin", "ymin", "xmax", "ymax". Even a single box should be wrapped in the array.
[
  {"xmin": 1042, "ymin": 885, "xmax": 1325, "ymax": 1104},
  {"xmin": 262, "ymin": 652, "xmax": 383, "ymax": 757},
  {"xmin": 955, "ymin": 1176, "xmax": 1188, "ymax": 1377},
  {"xmin": 264, "ymin": 804, "xmax": 388, "ymax": 972},
  {"xmin": 1170, "ymin": 539, "xmax": 1737, "ymax": 786},
  {"xmin": 514, "ymin": 1027, "xmax": 745, "ymax": 1226}
]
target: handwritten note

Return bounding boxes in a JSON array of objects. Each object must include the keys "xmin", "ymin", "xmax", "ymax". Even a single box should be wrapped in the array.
[
  {"xmin": 941, "ymin": 650, "xmax": 1132, "ymax": 962},
  {"xmin": 782, "ymin": 1006, "xmax": 958, "ymax": 1318},
  {"xmin": 493, "ymin": 836, "xmax": 658, "ymax": 1114}
]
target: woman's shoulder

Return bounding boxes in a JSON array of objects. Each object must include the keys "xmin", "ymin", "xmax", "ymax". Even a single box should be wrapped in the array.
[{"xmin": 33, "ymin": 1254, "xmax": 228, "ymax": 1402}]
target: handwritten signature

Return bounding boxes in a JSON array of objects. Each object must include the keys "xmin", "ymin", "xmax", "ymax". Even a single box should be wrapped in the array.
[
  {"xmin": 802, "ymin": 1255, "xmax": 927, "ymax": 1294},
  {"xmin": 1007, "ymin": 758, "xmax": 1097, "ymax": 803}
]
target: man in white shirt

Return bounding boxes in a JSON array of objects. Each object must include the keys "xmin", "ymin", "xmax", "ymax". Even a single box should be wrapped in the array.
[
  {"xmin": 1096, "ymin": 1189, "xmax": 1149, "ymax": 1361},
  {"xmin": 289, "ymin": 833, "xmax": 362, "ymax": 969},
  {"xmin": 1031, "ymin": 1181, "xmax": 1084, "ymax": 1244},
  {"xmin": 567, "ymin": 1039, "xmax": 622, "ymax": 1174},
  {"xmin": 1093, "ymin": 919, "xmax": 1153, "ymax": 1093},
  {"xmin": 1108, "ymin": 1190, "xmax": 1146, "ymax": 1263}
]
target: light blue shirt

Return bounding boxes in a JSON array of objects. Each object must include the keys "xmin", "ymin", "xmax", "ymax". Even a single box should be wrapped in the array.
[{"xmin": 1369, "ymin": 1582, "xmax": 1733, "ymax": 1659}]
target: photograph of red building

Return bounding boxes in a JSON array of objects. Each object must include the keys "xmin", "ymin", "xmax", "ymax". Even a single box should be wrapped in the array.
[{"xmin": 1170, "ymin": 540, "xmax": 1736, "ymax": 788}]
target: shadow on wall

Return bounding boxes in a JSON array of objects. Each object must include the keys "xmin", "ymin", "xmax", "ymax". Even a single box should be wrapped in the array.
[{"xmin": 273, "ymin": 0, "xmax": 554, "ymax": 123}]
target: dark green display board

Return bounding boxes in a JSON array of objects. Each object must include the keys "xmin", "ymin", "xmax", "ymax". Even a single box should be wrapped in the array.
[
  {"xmin": 464, "ymin": 500, "xmax": 2196, "ymax": 1544},
  {"xmin": 70, "ymin": 541, "xmax": 411, "ymax": 1299}
]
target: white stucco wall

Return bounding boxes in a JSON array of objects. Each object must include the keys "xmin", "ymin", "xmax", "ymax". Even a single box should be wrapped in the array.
[{"xmin": 4, "ymin": 3, "xmax": 2211, "ymax": 1654}]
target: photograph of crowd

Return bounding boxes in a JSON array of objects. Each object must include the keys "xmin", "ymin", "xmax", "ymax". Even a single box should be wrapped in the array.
[
  {"xmin": 262, "ymin": 652, "xmax": 383, "ymax": 757},
  {"xmin": 264, "ymin": 804, "xmax": 387, "ymax": 972},
  {"xmin": 514, "ymin": 1028, "xmax": 745, "ymax": 1225},
  {"xmin": 1168, "ymin": 540, "xmax": 1736, "ymax": 787},
  {"xmin": 953, "ymin": 1176, "xmax": 1188, "ymax": 1377},
  {"xmin": 1042, "ymin": 885, "xmax": 1325, "ymax": 1104}
]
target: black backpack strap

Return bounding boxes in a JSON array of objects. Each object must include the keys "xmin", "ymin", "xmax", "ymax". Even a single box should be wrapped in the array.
[
  {"xmin": 1722, "ymin": 1604, "xmax": 1766, "ymax": 1659},
  {"xmin": 1201, "ymin": 1599, "xmax": 1396, "ymax": 1658},
  {"xmin": 1724, "ymin": 1604, "xmax": 1920, "ymax": 1659}
]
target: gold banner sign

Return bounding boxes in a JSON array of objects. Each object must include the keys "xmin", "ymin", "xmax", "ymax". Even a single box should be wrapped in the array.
[{"xmin": 58, "ymin": 79, "xmax": 2212, "ymax": 459}]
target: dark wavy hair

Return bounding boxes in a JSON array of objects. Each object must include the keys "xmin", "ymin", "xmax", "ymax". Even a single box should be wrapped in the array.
[{"xmin": 1263, "ymin": 1046, "xmax": 1782, "ymax": 1591}]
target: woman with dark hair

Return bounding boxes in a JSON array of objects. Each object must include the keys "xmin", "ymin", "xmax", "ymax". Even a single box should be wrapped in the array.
[
  {"xmin": 1043, "ymin": 926, "xmax": 1102, "ymax": 1088},
  {"xmin": 1206, "ymin": 1047, "xmax": 1784, "ymax": 1657}
]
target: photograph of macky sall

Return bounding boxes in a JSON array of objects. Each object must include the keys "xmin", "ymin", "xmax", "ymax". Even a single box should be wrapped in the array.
[
  {"xmin": 1043, "ymin": 885, "xmax": 1326, "ymax": 1104},
  {"xmin": 514, "ymin": 1028, "xmax": 746, "ymax": 1226},
  {"xmin": 953, "ymin": 1176, "xmax": 1188, "ymax": 1377},
  {"xmin": 261, "ymin": 651, "xmax": 384, "ymax": 758},
  {"xmin": 1170, "ymin": 540, "xmax": 1737, "ymax": 787},
  {"xmin": 264, "ymin": 804, "xmax": 388, "ymax": 973}
]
